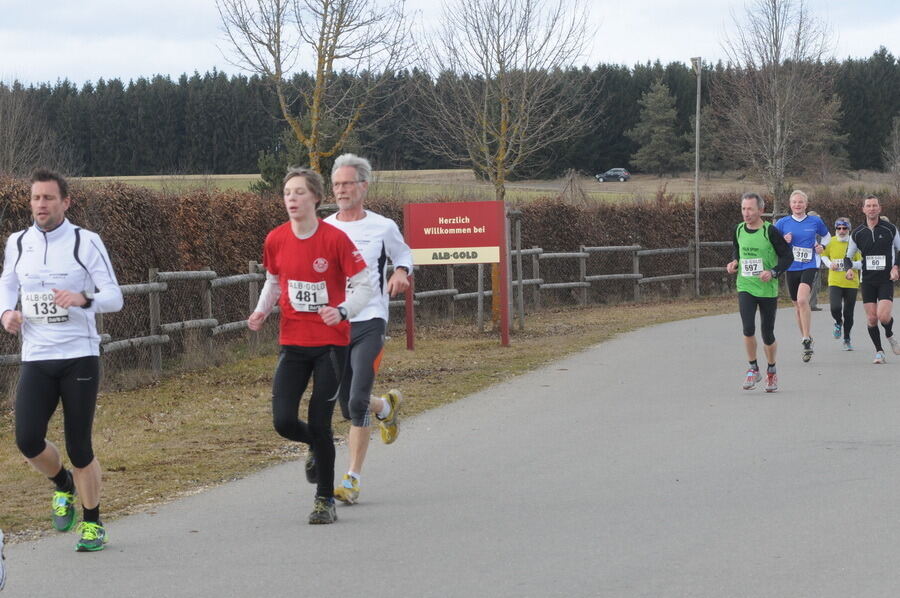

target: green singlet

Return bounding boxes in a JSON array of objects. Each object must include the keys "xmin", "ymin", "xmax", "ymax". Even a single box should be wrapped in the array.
[{"xmin": 735, "ymin": 221, "xmax": 778, "ymax": 298}]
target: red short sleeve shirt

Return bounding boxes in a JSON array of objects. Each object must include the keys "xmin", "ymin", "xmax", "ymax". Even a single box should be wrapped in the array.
[{"xmin": 263, "ymin": 220, "xmax": 366, "ymax": 346}]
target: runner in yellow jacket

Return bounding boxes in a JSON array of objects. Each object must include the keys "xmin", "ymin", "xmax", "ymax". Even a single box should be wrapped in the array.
[{"xmin": 820, "ymin": 217, "xmax": 862, "ymax": 351}]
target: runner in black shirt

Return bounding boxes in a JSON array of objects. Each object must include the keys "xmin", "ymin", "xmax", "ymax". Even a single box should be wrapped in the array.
[{"xmin": 844, "ymin": 195, "xmax": 900, "ymax": 363}]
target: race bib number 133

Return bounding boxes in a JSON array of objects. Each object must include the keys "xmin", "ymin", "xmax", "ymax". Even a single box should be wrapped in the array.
[{"xmin": 22, "ymin": 291, "xmax": 68, "ymax": 324}]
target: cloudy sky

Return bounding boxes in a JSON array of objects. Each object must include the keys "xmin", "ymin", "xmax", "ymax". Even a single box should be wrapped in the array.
[{"xmin": 0, "ymin": 0, "xmax": 897, "ymax": 86}]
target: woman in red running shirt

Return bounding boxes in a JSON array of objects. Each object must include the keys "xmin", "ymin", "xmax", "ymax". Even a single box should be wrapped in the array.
[{"xmin": 248, "ymin": 167, "xmax": 373, "ymax": 524}]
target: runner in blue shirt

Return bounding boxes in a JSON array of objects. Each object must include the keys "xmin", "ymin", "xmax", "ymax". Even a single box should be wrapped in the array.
[{"xmin": 773, "ymin": 190, "xmax": 830, "ymax": 362}]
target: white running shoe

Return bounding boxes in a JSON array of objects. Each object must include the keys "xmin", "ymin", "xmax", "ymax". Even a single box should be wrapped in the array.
[
  {"xmin": 873, "ymin": 351, "xmax": 886, "ymax": 364},
  {"xmin": 742, "ymin": 368, "xmax": 762, "ymax": 390},
  {"xmin": 889, "ymin": 336, "xmax": 900, "ymax": 356},
  {"xmin": 0, "ymin": 528, "xmax": 6, "ymax": 591}
]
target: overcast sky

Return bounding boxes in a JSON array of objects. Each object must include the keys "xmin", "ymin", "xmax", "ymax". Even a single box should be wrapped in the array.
[{"xmin": 1, "ymin": 0, "xmax": 897, "ymax": 86}]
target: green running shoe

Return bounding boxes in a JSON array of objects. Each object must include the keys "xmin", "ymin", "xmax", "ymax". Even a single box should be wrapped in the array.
[
  {"xmin": 75, "ymin": 522, "xmax": 108, "ymax": 552},
  {"xmin": 308, "ymin": 496, "xmax": 337, "ymax": 525},
  {"xmin": 52, "ymin": 490, "xmax": 76, "ymax": 532}
]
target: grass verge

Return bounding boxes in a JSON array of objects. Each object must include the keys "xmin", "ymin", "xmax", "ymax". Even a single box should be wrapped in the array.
[{"xmin": 0, "ymin": 295, "xmax": 737, "ymax": 539}]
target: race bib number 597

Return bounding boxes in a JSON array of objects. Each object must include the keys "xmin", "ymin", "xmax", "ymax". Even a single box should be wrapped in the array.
[{"xmin": 22, "ymin": 291, "xmax": 68, "ymax": 324}]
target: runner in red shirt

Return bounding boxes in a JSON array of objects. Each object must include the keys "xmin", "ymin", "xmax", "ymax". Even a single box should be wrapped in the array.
[{"xmin": 248, "ymin": 167, "xmax": 373, "ymax": 524}]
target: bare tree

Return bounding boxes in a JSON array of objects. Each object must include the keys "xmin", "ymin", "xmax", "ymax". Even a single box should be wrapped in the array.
[
  {"xmin": 216, "ymin": 0, "xmax": 410, "ymax": 173},
  {"xmin": 884, "ymin": 116, "xmax": 900, "ymax": 196},
  {"xmin": 417, "ymin": 0, "xmax": 595, "ymax": 202},
  {"xmin": 0, "ymin": 82, "xmax": 75, "ymax": 177},
  {"xmin": 712, "ymin": 0, "xmax": 840, "ymax": 214}
]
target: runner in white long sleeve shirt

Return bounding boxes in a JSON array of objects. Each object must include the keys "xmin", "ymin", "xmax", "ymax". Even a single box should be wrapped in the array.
[{"xmin": 0, "ymin": 170, "xmax": 123, "ymax": 552}]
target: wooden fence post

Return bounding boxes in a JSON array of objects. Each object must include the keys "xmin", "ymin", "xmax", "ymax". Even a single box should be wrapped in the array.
[
  {"xmin": 515, "ymin": 217, "xmax": 525, "ymax": 330},
  {"xmin": 579, "ymin": 246, "xmax": 588, "ymax": 306},
  {"xmin": 477, "ymin": 263, "xmax": 484, "ymax": 332},
  {"xmin": 203, "ymin": 266, "xmax": 214, "ymax": 356},
  {"xmin": 531, "ymin": 246, "xmax": 541, "ymax": 310},
  {"xmin": 248, "ymin": 260, "xmax": 260, "ymax": 349},
  {"xmin": 633, "ymin": 249, "xmax": 641, "ymax": 302},
  {"xmin": 446, "ymin": 265, "xmax": 455, "ymax": 321},
  {"xmin": 149, "ymin": 268, "xmax": 162, "ymax": 374}
]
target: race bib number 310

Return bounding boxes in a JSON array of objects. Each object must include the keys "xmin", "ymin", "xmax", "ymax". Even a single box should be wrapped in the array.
[
  {"xmin": 22, "ymin": 291, "xmax": 68, "ymax": 324},
  {"xmin": 792, "ymin": 246, "xmax": 813, "ymax": 263},
  {"xmin": 288, "ymin": 280, "xmax": 329, "ymax": 312}
]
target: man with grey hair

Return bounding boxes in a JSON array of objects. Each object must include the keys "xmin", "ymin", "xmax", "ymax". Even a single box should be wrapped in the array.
[
  {"xmin": 324, "ymin": 153, "xmax": 413, "ymax": 504},
  {"xmin": 726, "ymin": 192, "xmax": 793, "ymax": 392}
]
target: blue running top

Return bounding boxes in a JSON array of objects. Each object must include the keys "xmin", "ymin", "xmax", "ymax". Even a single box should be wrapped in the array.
[{"xmin": 774, "ymin": 214, "xmax": 829, "ymax": 271}]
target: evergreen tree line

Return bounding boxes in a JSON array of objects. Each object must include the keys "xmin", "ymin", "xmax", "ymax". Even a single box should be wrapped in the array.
[{"xmin": 13, "ymin": 48, "xmax": 900, "ymax": 178}]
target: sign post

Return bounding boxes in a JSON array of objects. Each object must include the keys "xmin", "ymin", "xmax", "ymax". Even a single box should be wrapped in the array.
[{"xmin": 404, "ymin": 201, "xmax": 510, "ymax": 347}]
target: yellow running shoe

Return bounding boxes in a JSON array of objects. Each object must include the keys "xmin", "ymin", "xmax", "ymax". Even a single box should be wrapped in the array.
[
  {"xmin": 378, "ymin": 389, "xmax": 402, "ymax": 444},
  {"xmin": 334, "ymin": 474, "xmax": 360, "ymax": 505}
]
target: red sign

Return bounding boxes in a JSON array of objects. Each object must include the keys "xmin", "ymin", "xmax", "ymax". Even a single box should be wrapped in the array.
[{"xmin": 404, "ymin": 201, "xmax": 505, "ymax": 264}]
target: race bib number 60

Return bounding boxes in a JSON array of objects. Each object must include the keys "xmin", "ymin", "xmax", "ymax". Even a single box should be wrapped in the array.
[
  {"xmin": 866, "ymin": 255, "xmax": 886, "ymax": 271},
  {"xmin": 288, "ymin": 280, "xmax": 329, "ymax": 312},
  {"xmin": 22, "ymin": 291, "xmax": 68, "ymax": 324}
]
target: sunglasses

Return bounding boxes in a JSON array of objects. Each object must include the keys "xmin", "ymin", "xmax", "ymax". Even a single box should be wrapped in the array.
[{"xmin": 835, "ymin": 226, "xmax": 849, "ymax": 230}]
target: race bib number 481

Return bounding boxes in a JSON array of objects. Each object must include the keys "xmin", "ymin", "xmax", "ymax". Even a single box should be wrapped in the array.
[
  {"xmin": 22, "ymin": 291, "xmax": 68, "ymax": 324},
  {"xmin": 288, "ymin": 280, "xmax": 329, "ymax": 312}
]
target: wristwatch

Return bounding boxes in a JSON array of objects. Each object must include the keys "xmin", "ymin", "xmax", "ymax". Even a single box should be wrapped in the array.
[
  {"xmin": 337, "ymin": 306, "xmax": 348, "ymax": 321},
  {"xmin": 81, "ymin": 290, "xmax": 95, "ymax": 309}
]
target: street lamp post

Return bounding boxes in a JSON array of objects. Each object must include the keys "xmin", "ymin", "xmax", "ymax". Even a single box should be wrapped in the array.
[{"xmin": 691, "ymin": 56, "xmax": 702, "ymax": 296}]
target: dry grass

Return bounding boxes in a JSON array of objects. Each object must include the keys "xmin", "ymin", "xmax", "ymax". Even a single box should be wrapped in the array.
[
  {"xmin": 0, "ymin": 295, "xmax": 737, "ymax": 540},
  {"xmin": 74, "ymin": 169, "xmax": 894, "ymax": 203}
]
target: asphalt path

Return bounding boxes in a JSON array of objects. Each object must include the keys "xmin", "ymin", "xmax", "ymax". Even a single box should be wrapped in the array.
[{"xmin": 5, "ymin": 302, "xmax": 900, "ymax": 597}]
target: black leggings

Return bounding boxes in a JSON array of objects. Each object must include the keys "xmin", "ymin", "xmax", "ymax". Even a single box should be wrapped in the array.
[
  {"xmin": 271, "ymin": 345, "xmax": 346, "ymax": 499},
  {"xmin": 15, "ymin": 356, "xmax": 100, "ymax": 469},
  {"xmin": 738, "ymin": 292, "xmax": 778, "ymax": 346},
  {"xmin": 829, "ymin": 286, "xmax": 857, "ymax": 340}
]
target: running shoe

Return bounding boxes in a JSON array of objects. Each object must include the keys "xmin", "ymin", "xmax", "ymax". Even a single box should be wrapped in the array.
[
  {"xmin": 75, "ymin": 521, "xmax": 108, "ymax": 552},
  {"xmin": 378, "ymin": 389, "xmax": 402, "ymax": 445},
  {"xmin": 833, "ymin": 322, "xmax": 842, "ymax": 339},
  {"xmin": 333, "ymin": 474, "xmax": 360, "ymax": 505},
  {"xmin": 889, "ymin": 336, "xmax": 900, "ymax": 356},
  {"xmin": 52, "ymin": 490, "xmax": 77, "ymax": 532},
  {"xmin": 842, "ymin": 339, "xmax": 853, "ymax": 351},
  {"xmin": 308, "ymin": 496, "xmax": 337, "ymax": 524},
  {"xmin": 801, "ymin": 337, "xmax": 813, "ymax": 363},
  {"xmin": 0, "ymin": 528, "xmax": 6, "ymax": 591},
  {"xmin": 765, "ymin": 372, "xmax": 778, "ymax": 393},
  {"xmin": 873, "ymin": 351, "xmax": 886, "ymax": 364},
  {"xmin": 742, "ymin": 368, "xmax": 761, "ymax": 390},
  {"xmin": 305, "ymin": 449, "xmax": 317, "ymax": 484}
]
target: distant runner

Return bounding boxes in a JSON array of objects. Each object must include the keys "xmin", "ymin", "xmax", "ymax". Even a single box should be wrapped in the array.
[
  {"xmin": 844, "ymin": 196, "xmax": 900, "ymax": 364},
  {"xmin": 820, "ymin": 217, "xmax": 861, "ymax": 351},
  {"xmin": 726, "ymin": 192, "xmax": 793, "ymax": 392},
  {"xmin": 773, "ymin": 190, "xmax": 830, "ymax": 362}
]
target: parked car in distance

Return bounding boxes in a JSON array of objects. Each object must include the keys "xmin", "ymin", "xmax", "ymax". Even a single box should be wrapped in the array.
[{"xmin": 595, "ymin": 168, "xmax": 630, "ymax": 182}]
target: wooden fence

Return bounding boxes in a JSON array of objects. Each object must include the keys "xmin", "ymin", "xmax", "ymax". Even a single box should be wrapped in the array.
[{"xmin": 0, "ymin": 241, "xmax": 734, "ymax": 372}]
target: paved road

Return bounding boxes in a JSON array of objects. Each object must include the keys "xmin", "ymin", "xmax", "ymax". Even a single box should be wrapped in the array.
[{"xmin": 5, "ymin": 305, "xmax": 900, "ymax": 597}]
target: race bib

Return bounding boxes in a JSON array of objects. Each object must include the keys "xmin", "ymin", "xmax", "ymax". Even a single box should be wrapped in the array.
[
  {"xmin": 792, "ymin": 246, "xmax": 813, "ymax": 263},
  {"xmin": 288, "ymin": 280, "xmax": 329, "ymax": 312},
  {"xmin": 740, "ymin": 258, "xmax": 764, "ymax": 277},
  {"xmin": 866, "ymin": 255, "xmax": 886, "ymax": 271},
  {"xmin": 832, "ymin": 260, "xmax": 846, "ymax": 272},
  {"xmin": 22, "ymin": 291, "xmax": 68, "ymax": 324}
]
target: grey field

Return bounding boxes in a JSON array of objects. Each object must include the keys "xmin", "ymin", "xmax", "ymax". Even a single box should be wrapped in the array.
[{"xmin": 6, "ymin": 303, "xmax": 900, "ymax": 597}]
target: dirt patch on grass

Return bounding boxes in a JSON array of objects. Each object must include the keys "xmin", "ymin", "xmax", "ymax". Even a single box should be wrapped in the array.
[{"xmin": 0, "ymin": 296, "xmax": 736, "ymax": 540}]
